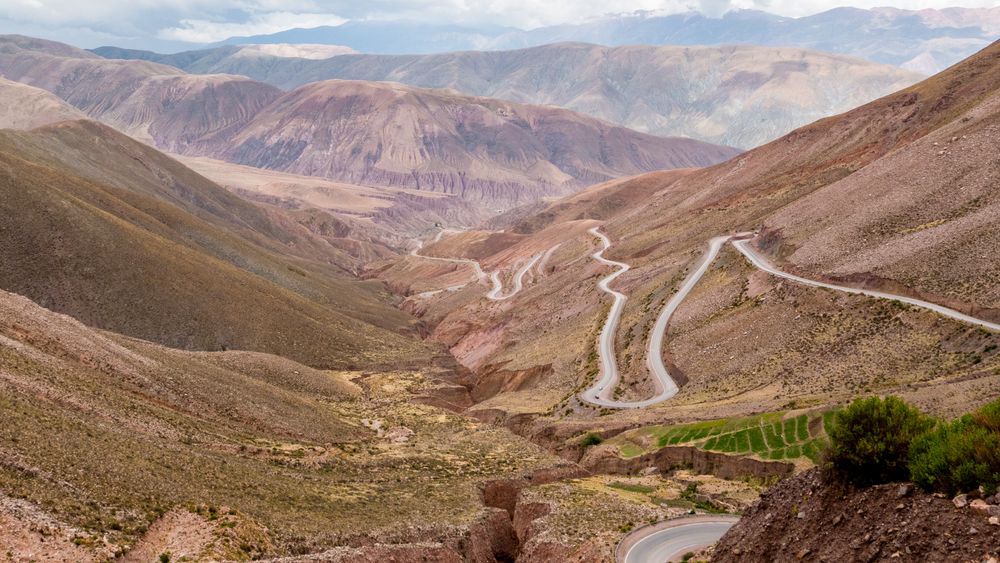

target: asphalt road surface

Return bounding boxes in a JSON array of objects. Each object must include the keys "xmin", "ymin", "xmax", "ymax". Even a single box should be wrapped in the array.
[{"xmin": 621, "ymin": 517, "xmax": 739, "ymax": 563}]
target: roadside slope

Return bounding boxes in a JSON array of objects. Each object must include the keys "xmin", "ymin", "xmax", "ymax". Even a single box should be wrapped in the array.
[{"xmin": 714, "ymin": 470, "xmax": 1000, "ymax": 562}]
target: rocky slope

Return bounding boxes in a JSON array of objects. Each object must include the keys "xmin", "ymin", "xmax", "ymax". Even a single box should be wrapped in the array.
[
  {"xmin": 0, "ymin": 286, "xmax": 559, "ymax": 561},
  {"xmin": 93, "ymin": 42, "xmax": 922, "ymax": 149},
  {"xmin": 714, "ymin": 469, "xmax": 1000, "ymax": 561},
  {"xmin": 0, "ymin": 119, "xmax": 441, "ymax": 369},
  {"xmin": 1, "ymin": 34, "xmax": 736, "ymax": 212}
]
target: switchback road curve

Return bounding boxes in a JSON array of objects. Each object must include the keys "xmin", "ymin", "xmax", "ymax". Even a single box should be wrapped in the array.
[{"xmin": 581, "ymin": 228, "xmax": 999, "ymax": 409}]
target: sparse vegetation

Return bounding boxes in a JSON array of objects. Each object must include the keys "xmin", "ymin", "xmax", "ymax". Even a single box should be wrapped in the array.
[
  {"xmin": 0, "ymin": 298, "xmax": 554, "ymax": 558},
  {"xmin": 909, "ymin": 398, "xmax": 1000, "ymax": 495},
  {"xmin": 821, "ymin": 395, "xmax": 1000, "ymax": 495},
  {"xmin": 824, "ymin": 396, "xmax": 933, "ymax": 486},
  {"xmin": 608, "ymin": 481, "xmax": 655, "ymax": 494}
]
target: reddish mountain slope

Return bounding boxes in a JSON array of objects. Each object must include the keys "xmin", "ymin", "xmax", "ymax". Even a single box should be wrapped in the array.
[
  {"xmin": 0, "ymin": 77, "xmax": 85, "ymax": 128},
  {"xmin": 208, "ymin": 80, "xmax": 739, "ymax": 207},
  {"xmin": 0, "ymin": 35, "xmax": 281, "ymax": 151}
]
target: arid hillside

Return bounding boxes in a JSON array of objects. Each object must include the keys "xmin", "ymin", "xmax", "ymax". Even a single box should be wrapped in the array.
[
  {"xmin": 0, "ymin": 77, "xmax": 84, "ymax": 128},
  {"xmin": 0, "ymin": 34, "xmax": 737, "ymax": 212},
  {"xmin": 0, "ymin": 119, "xmax": 440, "ymax": 369},
  {"xmin": 92, "ymin": 42, "xmax": 923, "ymax": 149},
  {"xmin": 0, "ymin": 287, "xmax": 560, "ymax": 561},
  {"xmin": 383, "ymin": 39, "xmax": 1000, "ymax": 433}
]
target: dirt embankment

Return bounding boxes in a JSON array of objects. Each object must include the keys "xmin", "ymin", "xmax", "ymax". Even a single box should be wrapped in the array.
[
  {"xmin": 471, "ymin": 362, "xmax": 553, "ymax": 402},
  {"xmin": 479, "ymin": 464, "xmax": 592, "ymax": 561},
  {"xmin": 580, "ymin": 444, "xmax": 794, "ymax": 481},
  {"xmin": 715, "ymin": 469, "xmax": 1000, "ymax": 562}
]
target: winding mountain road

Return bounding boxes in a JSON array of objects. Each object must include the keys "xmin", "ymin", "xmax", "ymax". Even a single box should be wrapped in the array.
[
  {"xmin": 581, "ymin": 228, "xmax": 1000, "ymax": 409},
  {"xmin": 581, "ymin": 228, "xmax": 754, "ymax": 408},
  {"xmin": 409, "ymin": 230, "xmax": 549, "ymax": 302},
  {"xmin": 409, "ymin": 237, "xmax": 487, "ymax": 284},
  {"xmin": 488, "ymin": 253, "xmax": 543, "ymax": 300}
]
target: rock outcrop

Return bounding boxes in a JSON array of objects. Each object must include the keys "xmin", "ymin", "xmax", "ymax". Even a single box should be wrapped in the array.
[{"xmin": 715, "ymin": 469, "xmax": 1000, "ymax": 562}]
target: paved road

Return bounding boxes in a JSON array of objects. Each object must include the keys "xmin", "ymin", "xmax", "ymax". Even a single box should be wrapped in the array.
[
  {"xmin": 581, "ymin": 228, "xmax": 750, "ymax": 408},
  {"xmin": 621, "ymin": 518, "xmax": 739, "ymax": 563},
  {"xmin": 410, "ymin": 230, "xmax": 550, "ymax": 301},
  {"xmin": 580, "ymin": 229, "xmax": 999, "ymax": 409},
  {"xmin": 488, "ymin": 253, "xmax": 543, "ymax": 300},
  {"xmin": 580, "ymin": 227, "xmax": 637, "ymax": 407},
  {"xmin": 732, "ymin": 239, "xmax": 1000, "ymax": 332}
]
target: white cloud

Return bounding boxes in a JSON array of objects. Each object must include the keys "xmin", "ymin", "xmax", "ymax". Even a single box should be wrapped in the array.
[{"xmin": 158, "ymin": 11, "xmax": 348, "ymax": 42}]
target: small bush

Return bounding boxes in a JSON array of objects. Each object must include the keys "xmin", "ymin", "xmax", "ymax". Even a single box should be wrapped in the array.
[
  {"xmin": 824, "ymin": 396, "xmax": 932, "ymax": 486},
  {"xmin": 580, "ymin": 432, "xmax": 603, "ymax": 447},
  {"xmin": 909, "ymin": 400, "xmax": 1000, "ymax": 495}
]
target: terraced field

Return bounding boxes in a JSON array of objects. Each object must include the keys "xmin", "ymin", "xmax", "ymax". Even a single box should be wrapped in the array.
[{"xmin": 611, "ymin": 411, "xmax": 835, "ymax": 463}]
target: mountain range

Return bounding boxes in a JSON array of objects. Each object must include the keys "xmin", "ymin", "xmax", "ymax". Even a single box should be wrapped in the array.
[
  {"xmin": 92, "ymin": 42, "xmax": 922, "ymax": 149},
  {"xmin": 200, "ymin": 7, "xmax": 1000, "ymax": 74},
  {"xmin": 0, "ymin": 34, "xmax": 734, "ymax": 211}
]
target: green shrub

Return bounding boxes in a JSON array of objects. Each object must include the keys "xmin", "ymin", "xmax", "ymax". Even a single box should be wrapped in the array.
[
  {"xmin": 824, "ymin": 396, "xmax": 933, "ymax": 486},
  {"xmin": 580, "ymin": 432, "xmax": 603, "ymax": 447},
  {"xmin": 909, "ymin": 401, "xmax": 1000, "ymax": 495}
]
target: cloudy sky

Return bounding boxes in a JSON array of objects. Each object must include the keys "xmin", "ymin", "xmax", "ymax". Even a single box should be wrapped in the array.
[{"xmin": 1, "ymin": 0, "xmax": 997, "ymax": 50}]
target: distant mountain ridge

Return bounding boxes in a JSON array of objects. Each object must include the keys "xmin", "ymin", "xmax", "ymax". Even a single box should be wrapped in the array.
[
  {"xmin": 1, "ymin": 34, "xmax": 733, "ymax": 211},
  {"xmin": 179, "ymin": 7, "xmax": 1000, "ymax": 74},
  {"xmin": 91, "ymin": 42, "xmax": 921, "ymax": 149}
]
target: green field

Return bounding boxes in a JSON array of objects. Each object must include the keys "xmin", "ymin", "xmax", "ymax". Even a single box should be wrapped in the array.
[{"xmin": 611, "ymin": 410, "xmax": 833, "ymax": 463}]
